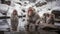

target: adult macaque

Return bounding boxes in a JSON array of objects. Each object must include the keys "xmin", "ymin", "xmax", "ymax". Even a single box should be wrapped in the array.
[{"xmin": 26, "ymin": 7, "xmax": 41, "ymax": 31}]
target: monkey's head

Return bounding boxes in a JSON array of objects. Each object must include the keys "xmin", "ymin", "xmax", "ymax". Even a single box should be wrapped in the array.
[
  {"xmin": 12, "ymin": 9, "xmax": 18, "ymax": 16},
  {"xmin": 28, "ymin": 7, "xmax": 35, "ymax": 16}
]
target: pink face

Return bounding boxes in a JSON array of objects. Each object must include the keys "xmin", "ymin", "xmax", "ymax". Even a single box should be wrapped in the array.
[
  {"xmin": 28, "ymin": 11, "xmax": 32, "ymax": 16},
  {"xmin": 13, "ymin": 10, "xmax": 17, "ymax": 15},
  {"xmin": 28, "ymin": 11, "xmax": 33, "ymax": 16}
]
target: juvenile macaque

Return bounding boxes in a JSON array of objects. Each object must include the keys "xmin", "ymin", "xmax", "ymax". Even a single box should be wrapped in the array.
[
  {"xmin": 46, "ymin": 14, "xmax": 54, "ymax": 24},
  {"xmin": 11, "ymin": 9, "xmax": 18, "ymax": 31},
  {"xmin": 42, "ymin": 13, "xmax": 47, "ymax": 23}
]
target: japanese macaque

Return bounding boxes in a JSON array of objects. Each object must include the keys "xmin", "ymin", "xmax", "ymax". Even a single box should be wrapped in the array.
[
  {"xmin": 42, "ymin": 13, "xmax": 47, "ymax": 23},
  {"xmin": 11, "ymin": 9, "xmax": 18, "ymax": 31},
  {"xmin": 46, "ymin": 14, "xmax": 54, "ymax": 24},
  {"xmin": 26, "ymin": 7, "xmax": 41, "ymax": 31}
]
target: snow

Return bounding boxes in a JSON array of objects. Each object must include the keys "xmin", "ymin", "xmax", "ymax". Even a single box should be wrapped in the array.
[{"xmin": 0, "ymin": 0, "xmax": 60, "ymax": 29}]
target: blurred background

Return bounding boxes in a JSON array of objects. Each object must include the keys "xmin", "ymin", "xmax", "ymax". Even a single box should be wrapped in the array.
[{"xmin": 0, "ymin": 0, "xmax": 60, "ymax": 34}]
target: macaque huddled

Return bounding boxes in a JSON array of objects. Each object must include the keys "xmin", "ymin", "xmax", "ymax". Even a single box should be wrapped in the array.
[
  {"xmin": 25, "ymin": 7, "xmax": 41, "ymax": 31},
  {"xmin": 42, "ymin": 13, "xmax": 54, "ymax": 24}
]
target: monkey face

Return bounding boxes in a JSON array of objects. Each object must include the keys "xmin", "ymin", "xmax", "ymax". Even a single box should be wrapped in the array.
[
  {"xmin": 13, "ymin": 10, "xmax": 17, "ymax": 15},
  {"xmin": 28, "ymin": 11, "xmax": 33, "ymax": 16}
]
